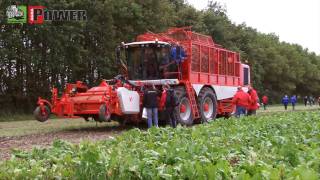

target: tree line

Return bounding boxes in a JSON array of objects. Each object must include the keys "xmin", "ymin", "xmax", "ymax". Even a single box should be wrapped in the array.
[{"xmin": 0, "ymin": 0, "xmax": 319, "ymax": 114}]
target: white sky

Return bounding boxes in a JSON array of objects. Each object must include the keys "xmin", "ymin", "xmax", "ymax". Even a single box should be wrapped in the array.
[{"xmin": 187, "ymin": 0, "xmax": 320, "ymax": 55}]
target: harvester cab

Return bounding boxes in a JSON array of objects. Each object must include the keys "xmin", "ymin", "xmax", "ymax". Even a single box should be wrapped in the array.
[{"xmin": 116, "ymin": 41, "xmax": 181, "ymax": 81}]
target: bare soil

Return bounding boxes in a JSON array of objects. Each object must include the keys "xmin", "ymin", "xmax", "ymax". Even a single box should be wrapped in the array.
[{"xmin": 0, "ymin": 126, "xmax": 128, "ymax": 160}]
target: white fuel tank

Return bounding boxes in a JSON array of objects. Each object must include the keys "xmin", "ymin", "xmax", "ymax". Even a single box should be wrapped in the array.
[{"xmin": 116, "ymin": 87, "xmax": 140, "ymax": 114}]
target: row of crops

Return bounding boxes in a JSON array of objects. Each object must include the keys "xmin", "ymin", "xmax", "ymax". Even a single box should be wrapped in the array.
[{"xmin": 1, "ymin": 112, "xmax": 319, "ymax": 179}]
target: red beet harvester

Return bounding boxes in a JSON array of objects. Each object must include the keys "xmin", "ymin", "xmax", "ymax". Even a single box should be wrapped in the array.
[{"xmin": 35, "ymin": 27, "xmax": 250, "ymax": 125}]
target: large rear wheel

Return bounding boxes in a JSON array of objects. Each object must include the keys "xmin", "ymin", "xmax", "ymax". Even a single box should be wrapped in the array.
[
  {"xmin": 198, "ymin": 87, "xmax": 217, "ymax": 123},
  {"xmin": 34, "ymin": 106, "xmax": 50, "ymax": 122},
  {"xmin": 174, "ymin": 87, "xmax": 193, "ymax": 126}
]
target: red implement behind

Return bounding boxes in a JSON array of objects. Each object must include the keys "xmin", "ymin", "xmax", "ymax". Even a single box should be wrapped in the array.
[{"xmin": 34, "ymin": 78, "xmax": 135, "ymax": 123}]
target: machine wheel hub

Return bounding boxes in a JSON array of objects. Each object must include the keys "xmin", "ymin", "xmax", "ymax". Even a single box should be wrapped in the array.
[
  {"xmin": 203, "ymin": 97, "xmax": 214, "ymax": 119},
  {"xmin": 179, "ymin": 97, "xmax": 191, "ymax": 122}
]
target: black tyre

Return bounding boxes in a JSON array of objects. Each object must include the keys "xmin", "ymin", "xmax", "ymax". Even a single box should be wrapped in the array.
[
  {"xmin": 98, "ymin": 104, "xmax": 111, "ymax": 122},
  {"xmin": 34, "ymin": 106, "xmax": 50, "ymax": 122},
  {"xmin": 174, "ymin": 86, "xmax": 193, "ymax": 126},
  {"xmin": 198, "ymin": 87, "xmax": 217, "ymax": 123},
  {"xmin": 111, "ymin": 114, "xmax": 126, "ymax": 126},
  {"xmin": 83, "ymin": 115, "xmax": 90, "ymax": 121}
]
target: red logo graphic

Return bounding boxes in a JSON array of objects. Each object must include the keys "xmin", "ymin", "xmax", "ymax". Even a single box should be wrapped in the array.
[
  {"xmin": 28, "ymin": 6, "xmax": 45, "ymax": 24},
  {"xmin": 129, "ymin": 97, "xmax": 133, "ymax": 102}
]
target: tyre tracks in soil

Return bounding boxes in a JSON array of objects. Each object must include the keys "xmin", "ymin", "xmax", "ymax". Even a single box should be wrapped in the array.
[{"xmin": 0, "ymin": 126, "xmax": 130, "ymax": 160}]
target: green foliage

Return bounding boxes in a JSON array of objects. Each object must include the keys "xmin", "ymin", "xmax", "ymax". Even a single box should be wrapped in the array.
[
  {"xmin": 0, "ymin": 0, "xmax": 320, "ymax": 113},
  {"xmin": 1, "ymin": 112, "xmax": 320, "ymax": 179},
  {"xmin": 0, "ymin": 113, "xmax": 34, "ymax": 122}
]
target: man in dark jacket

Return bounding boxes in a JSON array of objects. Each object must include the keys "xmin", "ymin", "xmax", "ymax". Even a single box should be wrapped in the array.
[
  {"xmin": 304, "ymin": 96, "xmax": 308, "ymax": 106},
  {"xmin": 161, "ymin": 84, "xmax": 178, "ymax": 128},
  {"xmin": 143, "ymin": 85, "xmax": 159, "ymax": 128}
]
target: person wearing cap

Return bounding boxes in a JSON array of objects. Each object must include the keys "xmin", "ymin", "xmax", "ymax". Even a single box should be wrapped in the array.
[
  {"xmin": 232, "ymin": 86, "xmax": 251, "ymax": 118},
  {"xmin": 247, "ymin": 86, "xmax": 259, "ymax": 115}
]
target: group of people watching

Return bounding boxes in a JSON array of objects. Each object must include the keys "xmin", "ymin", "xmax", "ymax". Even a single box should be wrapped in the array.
[
  {"xmin": 281, "ymin": 95, "xmax": 297, "ymax": 110},
  {"xmin": 235, "ymin": 91, "xmax": 320, "ymax": 113},
  {"xmin": 143, "ymin": 83, "xmax": 320, "ymax": 127},
  {"xmin": 142, "ymin": 84, "xmax": 178, "ymax": 128},
  {"xmin": 303, "ymin": 96, "xmax": 319, "ymax": 106},
  {"xmin": 232, "ymin": 86, "xmax": 259, "ymax": 118},
  {"xmin": 282, "ymin": 95, "xmax": 320, "ymax": 110}
]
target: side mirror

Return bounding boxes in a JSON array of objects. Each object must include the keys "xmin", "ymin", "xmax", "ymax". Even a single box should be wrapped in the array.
[
  {"xmin": 115, "ymin": 46, "xmax": 128, "ymax": 76},
  {"xmin": 115, "ymin": 46, "xmax": 121, "ymax": 64}
]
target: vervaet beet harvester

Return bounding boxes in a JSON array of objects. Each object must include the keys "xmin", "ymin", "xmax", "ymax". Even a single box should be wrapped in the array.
[{"xmin": 34, "ymin": 27, "xmax": 251, "ymax": 125}]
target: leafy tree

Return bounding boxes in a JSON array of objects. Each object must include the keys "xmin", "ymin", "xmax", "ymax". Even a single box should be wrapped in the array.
[{"xmin": 0, "ymin": 0, "xmax": 319, "ymax": 114}]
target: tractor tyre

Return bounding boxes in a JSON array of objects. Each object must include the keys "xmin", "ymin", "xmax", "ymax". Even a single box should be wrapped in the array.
[
  {"xmin": 224, "ymin": 112, "xmax": 232, "ymax": 119},
  {"xmin": 83, "ymin": 115, "xmax": 90, "ymax": 122},
  {"xmin": 174, "ymin": 86, "xmax": 193, "ymax": 126},
  {"xmin": 198, "ymin": 87, "xmax": 217, "ymax": 123},
  {"xmin": 111, "ymin": 114, "xmax": 126, "ymax": 126},
  {"xmin": 34, "ymin": 106, "xmax": 50, "ymax": 122},
  {"xmin": 99, "ymin": 104, "xmax": 111, "ymax": 122}
]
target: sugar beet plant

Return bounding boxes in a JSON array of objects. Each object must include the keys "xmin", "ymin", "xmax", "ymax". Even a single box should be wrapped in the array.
[{"xmin": 0, "ymin": 112, "xmax": 319, "ymax": 179}]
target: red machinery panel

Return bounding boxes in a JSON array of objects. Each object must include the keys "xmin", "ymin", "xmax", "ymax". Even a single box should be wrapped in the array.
[{"xmin": 136, "ymin": 27, "xmax": 242, "ymax": 87}]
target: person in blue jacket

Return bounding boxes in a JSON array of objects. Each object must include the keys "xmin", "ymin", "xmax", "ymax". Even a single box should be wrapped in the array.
[
  {"xmin": 282, "ymin": 95, "xmax": 289, "ymax": 110},
  {"xmin": 290, "ymin": 95, "xmax": 297, "ymax": 110}
]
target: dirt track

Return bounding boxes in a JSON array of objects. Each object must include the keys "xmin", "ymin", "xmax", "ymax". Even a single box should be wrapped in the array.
[{"xmin": 0, "ymin": 126, "xmax": 128, "ymax": 160}]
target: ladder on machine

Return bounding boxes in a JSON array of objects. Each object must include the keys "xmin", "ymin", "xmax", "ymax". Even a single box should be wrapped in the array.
[
  {"xmin": 218, "ymin": 99, "xmax": 234, "ymax": 113},
  {"xmin": 185, "ymin": 82, "xmax": 200, "ymax": 119}
]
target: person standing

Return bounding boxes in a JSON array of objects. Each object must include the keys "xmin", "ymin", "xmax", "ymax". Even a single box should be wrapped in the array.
[
  {"xmin": 311, "ymin": 96, "xmax": 315, "ymax": 105},
  {"xmin": 282, "ymin": 95, "xmax": 289, "ymax": 110},
  {"xmin": 262, "ymin": 95, "xmax": 268, "ymax": 110},
  {"xmin": 232, "ymin": 86, "xmax": 251, "ymax": 118},
  {"xmin": 304, "ymin": 96, "xmax": 308, "ymax": 106},
  {"xmin": 247, "ymin": 86, "xmax": 259, "ymax": 115},
  {"xmin": 308, "ymin": 96, "xmax": 313, "ymax": 106},
  {"xmin": 290, "ymin": 95, "xmax": 297, "ymax": 110},
  {"xmin": 143, "ymin": 85, "xmax": 159, "ymax": 128},
  {"xmin": 317, "ymin": 96, "xmax": 320, "ymax": 106},
  {"xmin": 161, "ymin": 84, "xmax": 179, "ymax": 128}
]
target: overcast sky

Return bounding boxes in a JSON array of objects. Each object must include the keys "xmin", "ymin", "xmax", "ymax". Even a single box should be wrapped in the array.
[{"xmin": 187, "ymin": 0, "xmax": 320, "ymax": 55}]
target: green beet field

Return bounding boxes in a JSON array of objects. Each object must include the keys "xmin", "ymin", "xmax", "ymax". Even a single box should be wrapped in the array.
[{"xmin": 1, "ymin": 111, "xmax": 319, "ymax": 179}]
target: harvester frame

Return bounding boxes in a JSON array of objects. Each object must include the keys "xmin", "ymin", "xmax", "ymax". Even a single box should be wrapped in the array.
[{"xmin": 35, "ymin": 27, "xmax": 250, "ymax": 125}]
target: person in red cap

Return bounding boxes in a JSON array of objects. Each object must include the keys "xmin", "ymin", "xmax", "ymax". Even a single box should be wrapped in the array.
[
  {"xmin": 232, "ymin": 86, "xmax": 251, "ymax": 118},
  {"xmin": 262, "ymin": 95, "xmax": 268, "ymax": 110},
  {"xmin": 247, "ymin": 86, "xmax": 259, "ymax": 115}
]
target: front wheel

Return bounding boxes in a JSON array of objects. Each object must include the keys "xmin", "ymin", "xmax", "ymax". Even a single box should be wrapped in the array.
[
  {"xmin": 198, "ymin": 87, "xmax": 217, "ymax": 123},
  {"xmin": 34, "ymin": 106, "xmax": 50, "ymax": 122},
  {"xmin": 174, "ymin": 87, "xmax": 193, "ymax": 126}
]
